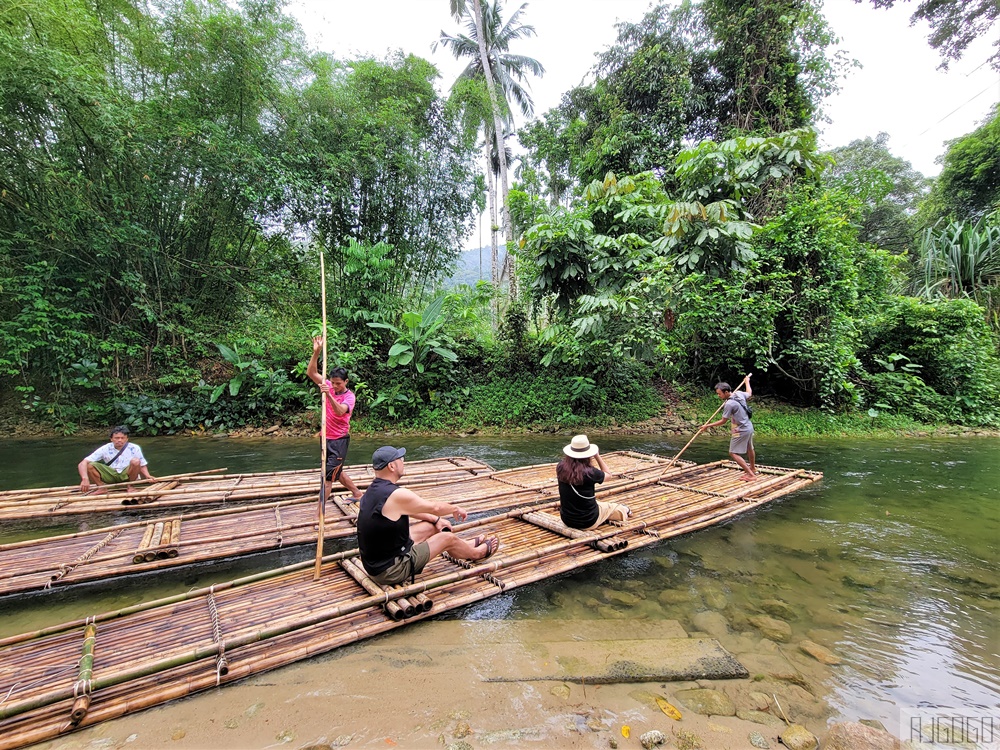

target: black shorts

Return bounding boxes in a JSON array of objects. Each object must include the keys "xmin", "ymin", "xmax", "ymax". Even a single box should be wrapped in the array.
[{"xmin": 325, "ymin": 435, "xmax": 350, "ymax": 480}]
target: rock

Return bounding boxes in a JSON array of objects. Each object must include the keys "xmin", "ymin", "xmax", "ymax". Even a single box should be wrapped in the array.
[
  {"xmin": 300, "ymin": 746, "xmax": 334, "ymax": 750},
  {"xmin": 673, "ymin": 688, "xmax": 736, "ymax": 716},
  {"xmin": 822, "ymin": 721, "xmax": 902, "ymax": 750},
  {"xmin": 171, "ymin": 730, "xmax": 186, "ymax": 741},
  {"xmin": 842, "ymin": 571, "xmax": 884, "ymax": 589},
  {"xmin": 602, "ymin": 588, "xmax": 641, "ymax": 606},
  {"xmin": 760, "ymin": 599, "xmax": 796, "ymax": 620},
  {"xmin": 703, "ymin": 589, "xmax": 729, "ymax": 610},
  {"xmin": 798, "ymin": 639, "xmax": 842, "ymax": 665},
  {"xmin": 585, "ymin": 716, "xmax": 604, "ymax": 732},
  {"xmin": 736, "ymin": 709, "xmax": 786, "ymax": 729},
  {"xmin": 264, "ymin": 424, "xmax": 281, "ymax": 434},
  {"xmin": 550, "ymin": 683, "xmax": 571, "ymax": 699},
  {"xmin": 446, "ymin": 742, "xmax": 473, "ymax": 750},
  {"xmin": 245, "ymin": 702, "xmax": 265, "ymax": 717},
  {"xmin": 748, "ymin": 615, "xmax": 792, "ymax": 642},
  {"xmin": 609, "ymin": 741, "xmax": 618, "ymax": 749},
  {"xmin": 691, "ymin": 610, "xmax": 729, "ymax": 638},
  {"xmin": 748, "ymin": 691, "xmax": 771, "ymax": 711},
  {"xmin": 658, "ymin": 588, "xmax": 695, "ymax": 605},
  {"xmin": 453, "ymin": 722, "xmax": 471, "ymax": 738},
  {"xmin": 332, "ymin": 738, "xmax": 353, "ymax": 748},
  {"xmin": 748, "ymin": 731, "xmax": 770, "ymax": 749},
  {"xmin": 780, "ymin": 724, "xmax": 818, "ymax": 750},
  {"xmin": 858, "ymin": 719, "xmax": 888, "ymax": 733},
  {"xmin": 639, "ymin": 729, "xmax": 667, "ymax": 749}
]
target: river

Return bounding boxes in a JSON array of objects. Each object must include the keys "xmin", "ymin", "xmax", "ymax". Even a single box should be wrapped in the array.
[{"xmin": 1, "ymin": 434, "xmax": 997, "ymax": 748}]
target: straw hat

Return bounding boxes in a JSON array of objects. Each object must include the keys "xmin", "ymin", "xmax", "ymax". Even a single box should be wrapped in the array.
[{"xmin": 563, "ymin": 434, "xmax": 598, "ymax": 459}]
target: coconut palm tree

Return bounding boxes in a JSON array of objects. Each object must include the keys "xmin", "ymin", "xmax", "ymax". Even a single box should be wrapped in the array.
[{"xmin": 438, "ymin": 0, "xmax": 544, "ymax": 296}]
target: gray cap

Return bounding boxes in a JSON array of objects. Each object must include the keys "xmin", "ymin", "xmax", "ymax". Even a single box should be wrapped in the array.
[{"xmin": 372, "ymin": 445, "xmax": 406, "ymax": 470}]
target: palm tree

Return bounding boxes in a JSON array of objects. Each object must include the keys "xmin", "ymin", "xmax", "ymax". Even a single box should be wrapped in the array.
[{"xmin": 438, "ymin": 0, "xmax": 544, "ymax": 296}]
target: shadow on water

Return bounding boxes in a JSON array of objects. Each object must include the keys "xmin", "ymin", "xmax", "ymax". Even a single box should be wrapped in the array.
[{"xmin": 0, "ymin": 433, "xmax": 998, "ymax": 734}]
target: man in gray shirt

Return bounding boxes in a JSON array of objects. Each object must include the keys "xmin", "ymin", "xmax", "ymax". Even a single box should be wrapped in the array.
[{"xmin": 700, "ymin": 376, "xmax": 757, "ymax": 481}]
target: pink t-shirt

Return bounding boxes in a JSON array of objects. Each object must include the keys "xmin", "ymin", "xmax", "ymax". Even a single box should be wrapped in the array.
[{"xmin": 324, "ymin": 382, "xmax": 355, "ymax": 439}]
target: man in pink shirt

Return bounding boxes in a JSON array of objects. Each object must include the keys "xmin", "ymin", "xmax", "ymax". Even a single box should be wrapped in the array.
[{"xmin": 307, "ymin": 336, "xmax": 363, "ymax": 499}]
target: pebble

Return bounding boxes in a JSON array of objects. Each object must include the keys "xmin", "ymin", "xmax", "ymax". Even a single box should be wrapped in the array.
[
  {"xmin": 639, "ymin": 729, "xmax": 667, "ymax": 749},
  {"xmin": 748, "ymin": 730, "xmax": 770, "ymax": 749}
]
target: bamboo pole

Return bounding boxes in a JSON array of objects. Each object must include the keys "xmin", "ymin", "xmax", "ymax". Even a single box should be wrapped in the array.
[
  {"xmin": 68, "ymin": 622, "xmax": 97, "ymax": 725},
  {"xmin": 666, "ymin": 373, "xmax": 752, "ymax": 468},
  {"xmin": 315, "ymin": 249, "xmax": 328, "ymax": 581},
  {"xmin": 0, "ymin": 469, "xmax": 227, "ymax": 500}
]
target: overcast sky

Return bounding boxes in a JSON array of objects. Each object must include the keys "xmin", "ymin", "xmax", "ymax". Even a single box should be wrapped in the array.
[{"xmin": 286, "ymin": 0, "xmax": 998, "ymax": 248}]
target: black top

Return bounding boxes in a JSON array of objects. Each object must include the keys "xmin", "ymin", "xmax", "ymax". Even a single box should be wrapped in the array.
[
  {"xmin": 558, "ymin": 467, "xmax": 605, "ymax": 529},
  {"xmin": 357, "ymin": 478, "xmax": 412, "ymax": 575}
]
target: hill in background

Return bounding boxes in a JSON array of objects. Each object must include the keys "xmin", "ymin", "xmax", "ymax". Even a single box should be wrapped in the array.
[{"xmin": 446, "ymin": 245, "xmax": 507, "ymax": 287}]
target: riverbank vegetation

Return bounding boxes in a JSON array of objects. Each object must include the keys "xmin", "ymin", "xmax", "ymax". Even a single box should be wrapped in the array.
[{"xmin": 2, "ymin": 0, "xmax": 998, "ymax": 437}]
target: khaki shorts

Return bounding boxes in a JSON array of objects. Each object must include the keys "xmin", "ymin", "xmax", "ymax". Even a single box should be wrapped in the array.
[
  {"xmin": 371, "ymin": 541, "xmax": 431, "ymax": 586},
  {"xmin": 729, "ymin": 431, "xmax": 754, "ymax": 455},
  {"xmin": 92, "ymin": 462, "xmax": 130, "ymax": 484},
  {"xmin": 584, "ymin": 501, "xmax": 630, "ymax": 530}
]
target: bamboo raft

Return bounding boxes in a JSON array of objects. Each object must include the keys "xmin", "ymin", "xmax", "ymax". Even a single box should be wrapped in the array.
[
  {"xmin": 0, "ymin": 456, "xmax": 493, "ymax": 523},
  {"xmin": 0, "ymin": 452, "xmax": 687, "ymax": 598},
  {"xmin": 0, "ymin": 457, "xmax": 821, "ymax": 750}
]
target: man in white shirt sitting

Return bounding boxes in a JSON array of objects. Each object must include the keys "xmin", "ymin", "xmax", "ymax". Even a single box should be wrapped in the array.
[{"xmin": 78, "ymin": 425, "xmax": 156, "ymax": 493}]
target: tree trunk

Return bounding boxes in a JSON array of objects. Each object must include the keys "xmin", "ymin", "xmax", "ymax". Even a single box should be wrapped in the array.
[
  {"xmin": 470, "ymin": 0, "xmax": 515, "ymax": 299},
  {"xmin": 487, "ymin": 149, "xmax": 498, "ymax": 287}
]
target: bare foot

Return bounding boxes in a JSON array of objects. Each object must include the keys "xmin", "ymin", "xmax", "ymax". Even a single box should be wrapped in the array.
[
  {"xmin": 738, "ymin": 473, "xmax": 757, "ymax": 482},
  {"xmin": 474, "ymin": 536, "xmax": 499, "ymax": 560}
]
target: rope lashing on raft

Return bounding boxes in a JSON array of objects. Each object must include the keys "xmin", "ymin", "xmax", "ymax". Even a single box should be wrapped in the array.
[
  {"xmin": 206, "ymin": 586, "xmax": 228, "ymax": 684},
  {"xmin": 441, "ymin": 552, "xmax": 506, "ymax": 591},
  {"xmin": 46, "ymin": 529, "xmax": 125, "ymax": 589}
]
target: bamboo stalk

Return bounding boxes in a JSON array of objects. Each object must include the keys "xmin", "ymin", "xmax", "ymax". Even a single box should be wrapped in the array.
[
  {"xmin": 315, "ymin": 249, "xmax": 328, "ymax": 581},
  {"xmin": 68, "ymin": 622, "xmax": 97, "ymax": 725}
]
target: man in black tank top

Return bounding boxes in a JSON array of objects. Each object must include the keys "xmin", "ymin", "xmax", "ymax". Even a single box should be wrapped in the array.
[{"xmin": 356, "ymin": 446, "xmax": 499, "ymax": 586}]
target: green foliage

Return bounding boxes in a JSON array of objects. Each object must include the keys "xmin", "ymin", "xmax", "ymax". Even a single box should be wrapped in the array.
[
  {"xmin": 858, "ymin": 296, "xmax": 1000, "ymax": 425},
  {"xmin": 823, "ymin": 133, "xmax": 929, "ymax": 254},
  {"xmin": 920, "ymin": 105, "xmax": 1000, "ymax": 224}
]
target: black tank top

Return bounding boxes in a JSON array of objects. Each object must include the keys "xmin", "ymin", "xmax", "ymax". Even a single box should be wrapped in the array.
[{"xmin": 357, "ymin": 478, "xmax": 413, "ymax": 575}]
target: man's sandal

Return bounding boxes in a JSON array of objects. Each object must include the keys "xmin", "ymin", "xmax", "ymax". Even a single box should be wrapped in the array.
[{"xmin": 477, "ymin": 536, "xmax": 500, "ymax": 560}]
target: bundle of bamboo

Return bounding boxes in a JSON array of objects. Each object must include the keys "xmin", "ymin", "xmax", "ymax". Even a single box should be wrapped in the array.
[
  {"xmin": 0, "ymin": 456, "xmax": 821, "ymax": 750},
  {"xmin": 0, "ymin": 451, "xmax": 689, "ymax": 598},
  {"xmin": 0, "ymin": 456, "xmax": 493, "ymax": 523}
]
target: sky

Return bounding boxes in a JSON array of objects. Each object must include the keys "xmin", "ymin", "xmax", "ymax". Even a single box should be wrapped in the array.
[
  {"xmin": 286, "ymin": 0, "xmax": 999, "ymax": 174},
  {"xmin": 284, "ymin": 0, "xmax": 999, "ymax": 246}
]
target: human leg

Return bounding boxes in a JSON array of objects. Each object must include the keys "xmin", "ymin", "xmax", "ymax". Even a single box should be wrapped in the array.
[
  {"xmin": 426, "ymin": 530, "xmax": 497, "ymax": 562},
  {"xmin": 85, "ymin": 463, "xmax": 108, "ymax": 494},
  {"xmin": 729, "ymin": 433, "xmax": 757, "ymax": 479},
  {"xmin": 746, "ymin": 436, "xmax": 756, "ymax": 475}
]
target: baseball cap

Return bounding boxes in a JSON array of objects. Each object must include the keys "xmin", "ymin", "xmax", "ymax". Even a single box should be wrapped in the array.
[{"xmin": 372, "ymin": 446, "xmax": 406, "ymax": 470}]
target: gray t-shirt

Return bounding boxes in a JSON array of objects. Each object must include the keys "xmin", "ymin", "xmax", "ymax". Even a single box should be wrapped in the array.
[{"xmin": 722, "ymin": 392, "xmax": 753, "ymax": 434}]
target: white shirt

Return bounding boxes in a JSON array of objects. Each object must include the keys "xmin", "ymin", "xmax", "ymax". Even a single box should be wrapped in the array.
[{"xmin": 86, "ymin": 442, "xmax": 147, "ymax": 472}]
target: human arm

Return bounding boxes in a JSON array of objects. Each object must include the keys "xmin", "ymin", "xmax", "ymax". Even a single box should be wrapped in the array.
[
  {"xmin": 78, "ymin": 458, "xmax": 92, "ymax": 491},
  {"xmin": 592, "ymin": 451, "xmax": 614, "ymax": 479},
  {"xmin": 306, "ymin": 336, "xmax": 325, "ymax": 386},
  {"xmin": 324, "ymin": 388, "xmax": 352, "ymax": 417},
  {"xmin": 744, "ymin": 373, "xmax": 752, "ymax": 401},
  {"xmin": 383, "ymin": 487, "xmax": 468, "ymax": 526},
  {"xmin": 139, "ymin": 464, "xmax": 156, "ymax": 481}
]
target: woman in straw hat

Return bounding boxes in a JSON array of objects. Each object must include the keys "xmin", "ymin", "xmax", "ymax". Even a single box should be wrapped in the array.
[{"xmin": 556, "ymin": 435, "xmax": 631, "ymax": 530}]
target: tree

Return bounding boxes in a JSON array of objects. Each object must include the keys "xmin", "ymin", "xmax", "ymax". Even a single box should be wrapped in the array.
[
  {"xmin": 824, "ymin": 133, "xmax": 930, "ymax": 254},
  {"xmin": 441, "ymin": 0, "xmax": 545, "ymax": 297},
  {"xmin": 920, "ymin": 105, "xmax": 1000, "ymax": 224},
  {"xmin": 859, "ymin": 0, "xmax": 1000, "ymax": 71}
]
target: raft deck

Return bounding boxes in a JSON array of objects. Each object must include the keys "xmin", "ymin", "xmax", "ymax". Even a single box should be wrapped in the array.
[
  {"xmin": 0, "ymin": 457, "xmax": 821, "ymax": 750},
  {"xmin": 0, "ymin": 452, "xmax": 682, "ymax": 598},
  {"xmin": 0, "ymin": 456, "xmax": 492, "ymax": 523}
]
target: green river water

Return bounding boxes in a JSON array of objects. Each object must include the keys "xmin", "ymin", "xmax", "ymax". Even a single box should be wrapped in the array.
[{"xmin": 0, "ymin": 433, "xmax": 997, "ymax": 744}]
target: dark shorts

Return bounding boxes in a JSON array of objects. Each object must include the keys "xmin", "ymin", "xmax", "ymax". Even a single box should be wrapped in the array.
[
  {"xmin": 371, "ymin": 542, "xmax": 431, "ymax": 586},
  {"xmin": 325, "ymin": 435, "xmax": 350, "ymax": 480}
]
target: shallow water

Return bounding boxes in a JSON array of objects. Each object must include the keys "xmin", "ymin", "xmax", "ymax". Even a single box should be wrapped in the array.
[{"xmin": 1, "ymin": 433, "xmax": 998, "ymax": 743}]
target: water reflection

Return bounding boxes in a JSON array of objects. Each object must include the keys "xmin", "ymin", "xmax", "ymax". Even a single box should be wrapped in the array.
[{"xmin": 0, "ymin": 434, "xmax": 997, "ymax": 735}]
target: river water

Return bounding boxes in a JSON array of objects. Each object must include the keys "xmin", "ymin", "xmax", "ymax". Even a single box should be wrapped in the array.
[{"xmin": 1, "ymin": 434, "xmax": 998, "ymax": 747}]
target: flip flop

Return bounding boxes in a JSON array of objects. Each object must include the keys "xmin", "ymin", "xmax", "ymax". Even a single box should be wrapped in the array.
[
  {"xmin": 470, "ymin": 534, "xmax": 486, "ymax": 547},
  {"xmin": 477, "ymin": 536, "xmax": 499, "ymax": 560}
]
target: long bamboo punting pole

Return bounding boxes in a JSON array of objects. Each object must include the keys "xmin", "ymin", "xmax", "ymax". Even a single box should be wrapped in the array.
[
  {"xmin": 666, "ymin": 373, "xmax": 752, "ymax": 468},
  {"xmin": 315, "ymin": 250, "xmax": 328, "ymax": 581}
]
